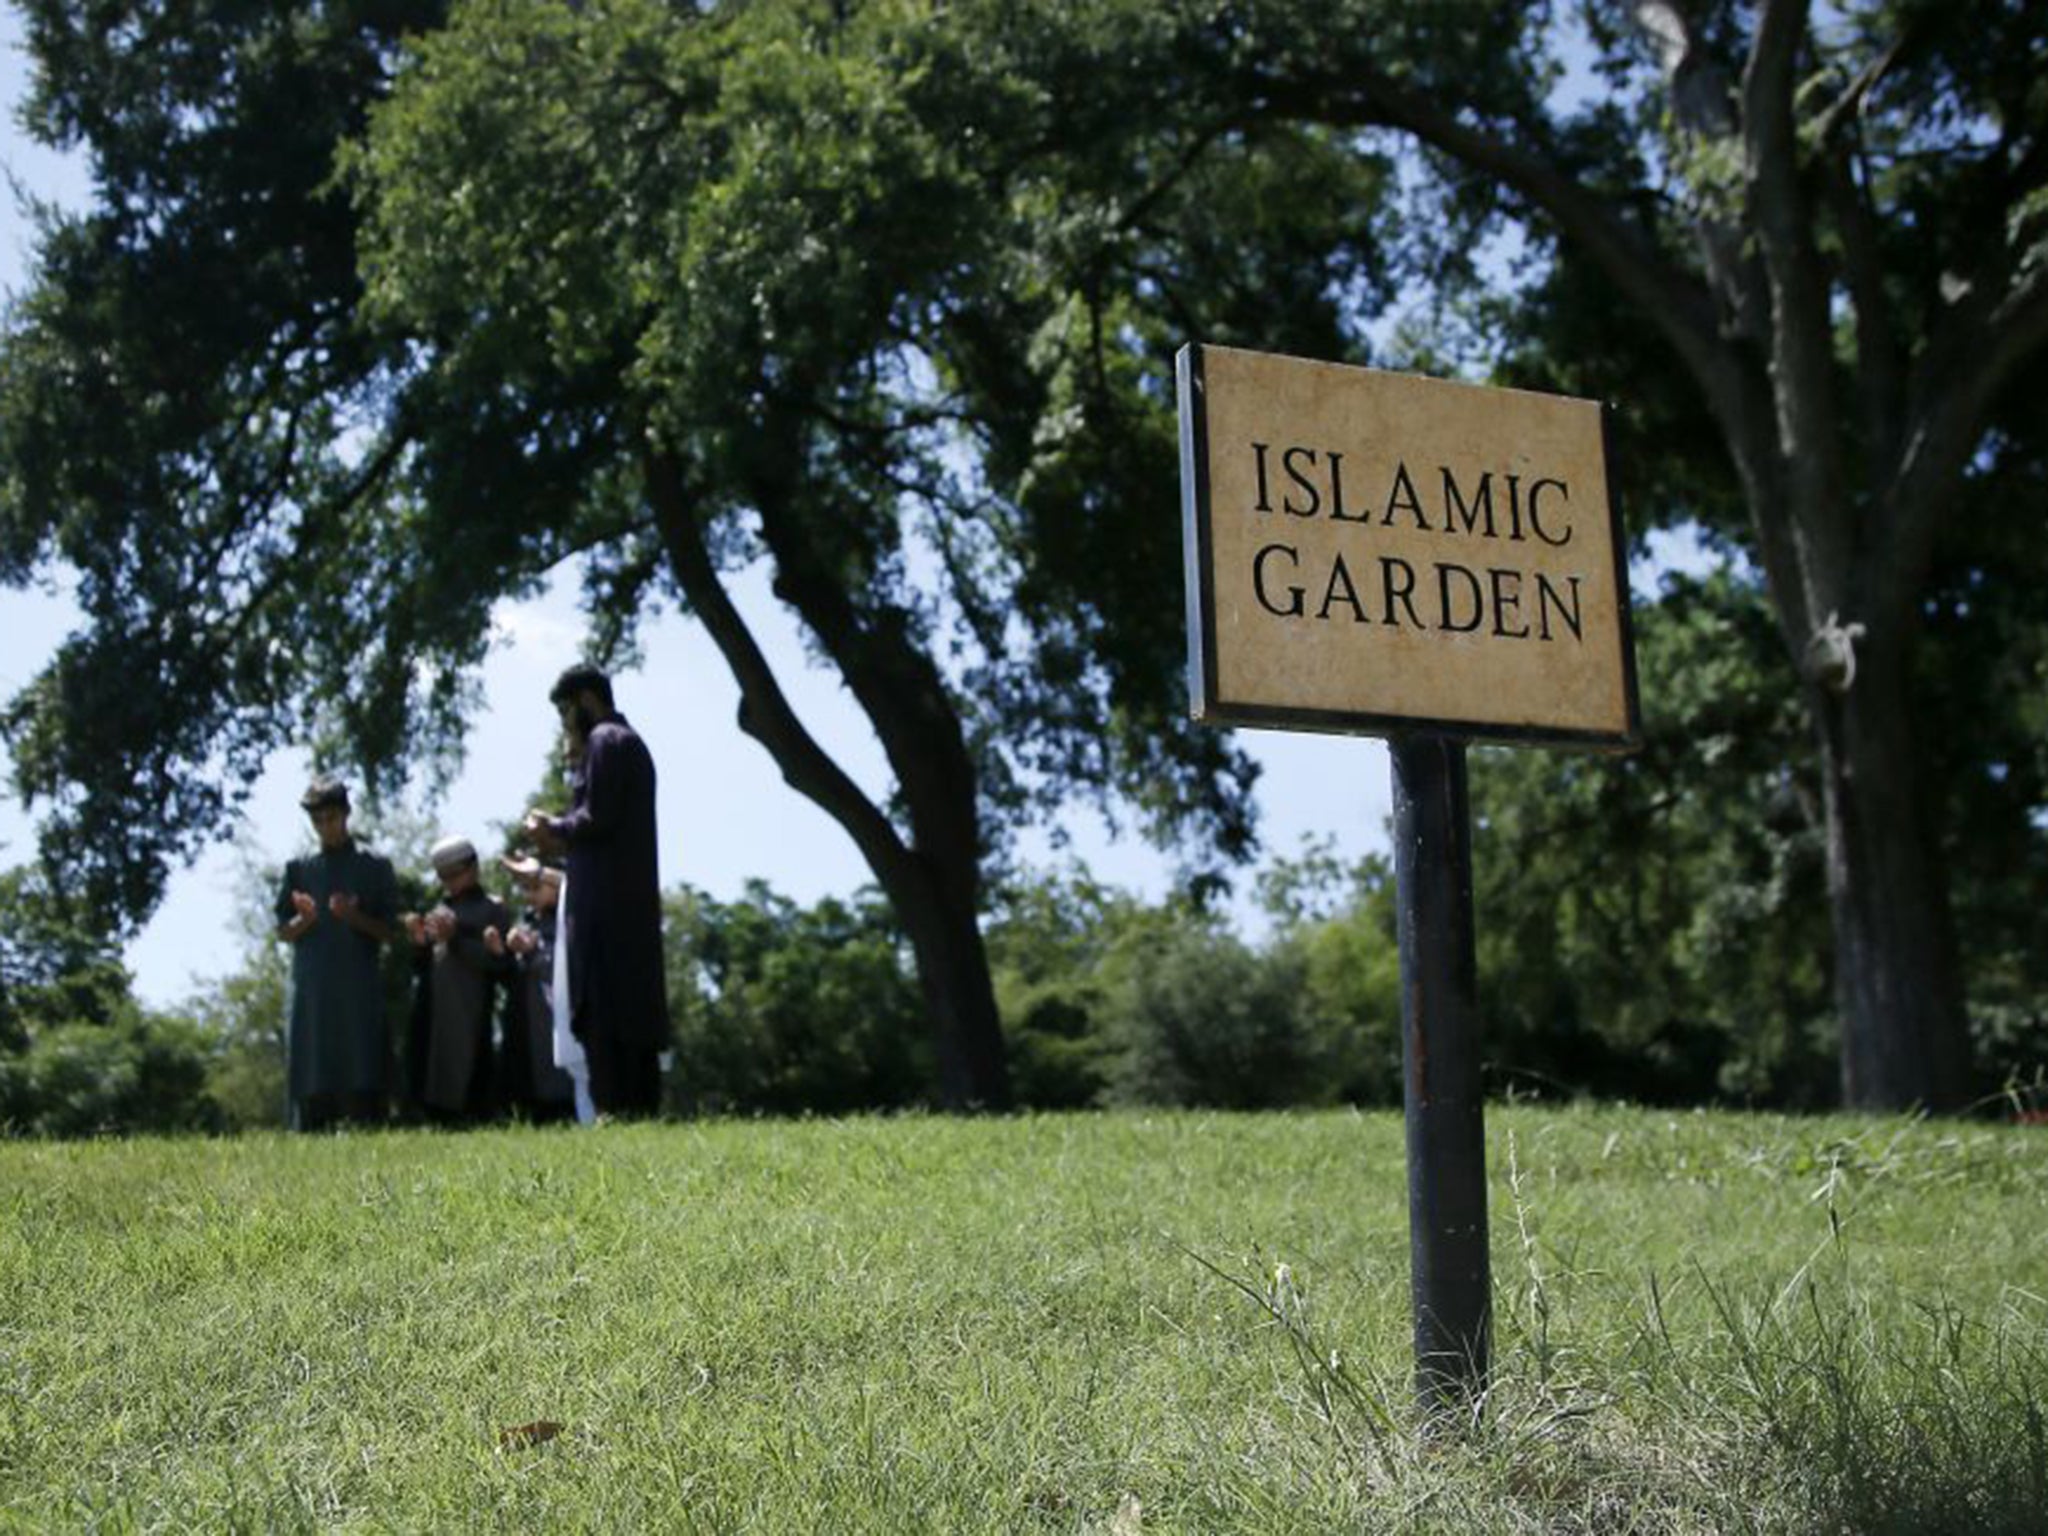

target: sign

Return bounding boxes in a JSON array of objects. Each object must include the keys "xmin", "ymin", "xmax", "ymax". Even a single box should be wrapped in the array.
[
  {"xmin": 1176, "ymin": 341, "xmax": 1648, "ymax": 1417},
  {"xmin": 1178, "ymin": 343, "xmax": 1639, "ymax": 749}
]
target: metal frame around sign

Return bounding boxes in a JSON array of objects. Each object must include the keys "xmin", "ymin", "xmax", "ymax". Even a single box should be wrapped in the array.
[{"xmin": 1177, "ymin": 342, "xmax": 1643, "ymax": 752}]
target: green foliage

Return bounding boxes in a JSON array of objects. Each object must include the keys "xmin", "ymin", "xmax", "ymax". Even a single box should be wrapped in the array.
[
  {"xmin": 986, "ymin": 857, "xmax": 1407, "ymax": 1111},
  {"xmin": 344, "ymin": 0, "xmax": 1394, "ymax": 873},
  {"xmin": 1470, "ymin": 567, "xmax": 1838, "ymax": 1105},
  {"xmin": 0, "ymin": 0, "xmax": 458, "ymax": 919},
  {"xmin": 182, "ymin": 944, "xmax": 291, "ymax": 1133},
  {"xmin": 0, "ymin": 1011, "xmax": 222, "ymax": 1138},
  {"xmin": 984, "ymin": 860, "xmax": 1405, "ymax": 1111},
  {"xmin": 983, "ymin": 868, "xmax": 1136, "ymax": 1108},
  {"xmin": 0, "ymin": 860, "xmax": 236, "ymax": 1137},
  {"xmin": 0, "ymin": 862, "xmax": 137, "ymax": 1049},
  {"xmin": 1273, "ymin": 853, "xmax": 1405, "ymax": 1107},
  {"xmin": 9, "ymin": 0, "xmax": 2042, "ymax": 1115},
  {"xmin": 1094, "ymin": 908, "xmax": 1319, "ymax": 1109},
  {"xmin": 1911, "ymin": 362, "xmax": 2048, "ymax": 1086},
  {"xmin": 1, "ymin": 0, "xmax": 1404, "ymax": 933},
  {"xmin": 663, "ymin": 882, "xmax": 932, "ymax": 1116},
  {"xmin": 1462, "ymin": 549, "xmax": 2042, "ymax": 1106},
  {"xmin": 651, "ymin": 860, "xmax": 1403, "ymax": 1116}
]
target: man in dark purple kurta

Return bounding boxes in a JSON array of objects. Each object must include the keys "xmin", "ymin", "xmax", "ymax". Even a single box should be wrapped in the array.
[{"xmin": 525, "ymin": 664, "xmax": 670, "ymax": 1116}]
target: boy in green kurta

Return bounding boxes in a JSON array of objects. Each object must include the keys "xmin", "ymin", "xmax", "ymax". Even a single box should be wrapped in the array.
[{"xmin": 275, "ymin": 777, "xmax": 398, "ymax": 1131}]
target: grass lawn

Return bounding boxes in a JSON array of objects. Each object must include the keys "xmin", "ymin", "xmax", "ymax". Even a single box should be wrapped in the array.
[{"xmin": 2, "ymin": 1107, "xmax": 2045, "ymax": 1532}]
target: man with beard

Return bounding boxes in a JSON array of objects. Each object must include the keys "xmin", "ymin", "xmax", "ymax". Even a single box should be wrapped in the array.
[
  {"xmin": 275, "ymin": 776, "xmax": 398, "ymax": 1131},
  {"xmin": 524, "ymin": 664, "xmax": 670, "ymax": 1117}
]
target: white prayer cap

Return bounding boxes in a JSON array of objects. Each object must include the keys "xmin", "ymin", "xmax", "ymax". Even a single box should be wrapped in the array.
[{"xmin": 429, "ymin": 836, "xmax": 478, "ymax": 873}]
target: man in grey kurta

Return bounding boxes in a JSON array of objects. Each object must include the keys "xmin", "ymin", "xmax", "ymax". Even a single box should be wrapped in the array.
[
  {"xmin": 408, "ymin": 835, "xmax": 516, "ymax": 1123},
  {"xmin": 275, "ymin": 777, "xmax": 398, "ymax": 1131}
]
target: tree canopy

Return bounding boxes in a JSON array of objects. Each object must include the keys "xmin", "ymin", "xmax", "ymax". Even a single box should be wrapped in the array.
[{"xmin": 2, "ymin": 0, "xmax": 1393, "ymax": 1105}]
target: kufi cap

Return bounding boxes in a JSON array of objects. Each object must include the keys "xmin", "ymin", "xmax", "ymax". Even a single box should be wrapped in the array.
[
  {"xmin": 300, "ymin": 776, "xmax": 350, "ymax": 812},
  {"xmin": 429, "ymin": 835, "xmax": 478, "ymax": 873}
]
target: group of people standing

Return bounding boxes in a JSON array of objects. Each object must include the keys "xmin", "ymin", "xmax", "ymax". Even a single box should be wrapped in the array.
[{"xmin": 275, "ymin": 664, "xmax": 670, "ymax": 1131}]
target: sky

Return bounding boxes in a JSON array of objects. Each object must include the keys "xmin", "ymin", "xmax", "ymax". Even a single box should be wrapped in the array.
[{"xmin": 0, "ymin": 7, "xmax": 1703, "ymax": 1011}]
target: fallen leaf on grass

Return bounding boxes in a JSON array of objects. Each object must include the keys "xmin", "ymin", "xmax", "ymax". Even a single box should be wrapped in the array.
[{"xmin": 498, "ymin": 1420, "xmax": 565, "ymax": 1450}]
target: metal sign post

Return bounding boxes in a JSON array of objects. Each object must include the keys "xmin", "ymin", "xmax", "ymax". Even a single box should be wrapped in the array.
[
  {"xmin": 1389, "ymin": 734, "xmax": 1490, "ymax": 1414},
  {"xmin": 1177, "ymin": 341, "xmax": 1639, "ymax": 1424}
]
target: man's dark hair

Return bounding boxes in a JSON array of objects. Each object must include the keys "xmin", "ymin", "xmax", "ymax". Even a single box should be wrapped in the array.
[
  {"xmin": 549, "ymin": 663, "xmax": 613, "ymax": 708},
  {"xmin": 299, "ymin": 775, "xmax": 350, "ymax": 812}
]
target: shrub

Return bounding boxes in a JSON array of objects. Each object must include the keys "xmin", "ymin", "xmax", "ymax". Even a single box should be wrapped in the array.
[
  {"xmin": 0, "ymin": 1014, "xmax": 223, "ymax": 1138},
  {"xmin": 664, "ymin": 883, "xmax": 931, "ymax": 1115},
  {"xmin": 986, "ymin": 869, "xmax": 1139, "ymax": 1109},
  {"xmin": 1099, "ymin": 912, "xmax": 1320, "ymax": 1108}
]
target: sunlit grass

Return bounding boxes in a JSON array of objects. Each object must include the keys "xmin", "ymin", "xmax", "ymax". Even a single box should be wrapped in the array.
[{"xmin": 2, "ymin": 1108, "xmax": 2043, "ymax": 1531}]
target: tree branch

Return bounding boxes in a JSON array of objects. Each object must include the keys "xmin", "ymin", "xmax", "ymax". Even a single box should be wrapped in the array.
[
  {"xmin": 1887, "ymin": 252, "xmax": 2048, "ymax": 599},
  {"xmin": 1252, "ymin": 56, "xmax": 1752, "ymax": 455},
  {"xmin": 1819, "ymin": 134, "xmax": 1904, "ymax": 479},
  {"xmin": 1808, "ymin": 34, "xmax": 1902, "ymax": 149},
  {"xmin": 1633, "ymin": 0, "xmax": 1769, "ymax": 338},
  {"xmin": 640, "ymin": 443, "xmax": 917, "ymax": 891},
  {"xmin": 737, "ymin": 407, "xmax": 984, "ymax": 903},
  {"xmin": 1741, "ymin": 0, "xmax": 1852, "ymax": 616},
  {"xmin": 1248, "ymin": 45, "xmax": 1811, "ymax": 644}
]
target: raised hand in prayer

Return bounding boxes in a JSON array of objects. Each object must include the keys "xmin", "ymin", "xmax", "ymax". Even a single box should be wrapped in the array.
[
  {"xmin": 327, "ymin": 891, "xmax": 359, "ymax": 918},
  {"xmin": 282, "ymin": 889, "xmax": 319, "ymax": 942},
  {"xmin": 521, "ymin": 809, "xmax": 565, "ymax": 858},
  {"xmin": 482, "ymin": 926, "xmax": 505, "ymax": 957},
  {"xmin": 506, "ymin": 926, "xmax": 540, "ymax": 958},
  {"xmin": 424, "ymin": 907, "xmax": 457, "ymax": 946}
]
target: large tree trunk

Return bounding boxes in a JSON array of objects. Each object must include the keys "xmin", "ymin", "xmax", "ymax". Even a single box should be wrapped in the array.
[
  {"xmin": 891, "ymin": 852, "xmax": 1012, "ymax": 1110},
  {"xmin": 1807, "ymin": 634, "xmax": 1973, "ymax": 1111},
  {"xmin": 645, "ymin": 446, "xmax": 1011, "ymax": 1110}
]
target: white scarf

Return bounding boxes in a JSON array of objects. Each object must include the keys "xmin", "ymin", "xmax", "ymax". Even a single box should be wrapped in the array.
[{"xmin": 551, "ymin": 876, "xmax": 597, "ymax": 1125}]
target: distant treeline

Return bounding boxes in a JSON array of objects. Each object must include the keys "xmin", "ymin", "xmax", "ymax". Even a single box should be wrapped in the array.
[{"xmin": 5, "ymin": 839, "xmax": 2044, "ymax": 1136}]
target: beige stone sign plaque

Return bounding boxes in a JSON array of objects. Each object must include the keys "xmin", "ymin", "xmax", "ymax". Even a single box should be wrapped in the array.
[{"xmin": 1179, "ymin": 343, "xmax": 1639, "ymax": 748}]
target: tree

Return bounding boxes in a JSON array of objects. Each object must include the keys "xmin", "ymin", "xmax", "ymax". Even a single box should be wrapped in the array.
[
  {"xmin": 2, "ymin": 0, "xmax": 1389, "ymax": 1108},
  {"xmin": 346, "ymin": 0, "xmax": 1397, "ymax": 1107},
  {"xmin": 1467, "ymin": 570, "xmax": 1839, "ymax": 1106},
  {"xmin": 0, "ymin": 863, "xmax": 135, "ymax": 1051},
  {"xmin": 0, "ymin": 0, "xmax": 455, "ymax": 921},
  {"xmin": 1259, "ymin": 842, "xmax": 1407, "ymax": 1106},
  {"xmin": 0, "ymin": 865, "xmax": 228, "ymax": 1138},
  {"xmin": 984, "ymin": 865, "xmax": 1145, "ymax": 1108},
  {"xmin": 1177, "ymin": 0, "xmax": 2048, "ymax": 1109}
]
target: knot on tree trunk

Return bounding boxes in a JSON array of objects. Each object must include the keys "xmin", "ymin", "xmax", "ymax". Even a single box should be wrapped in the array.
[{"xmin": 1804, "ymin": 611, "xmax": 1868, "ymax": 693}]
